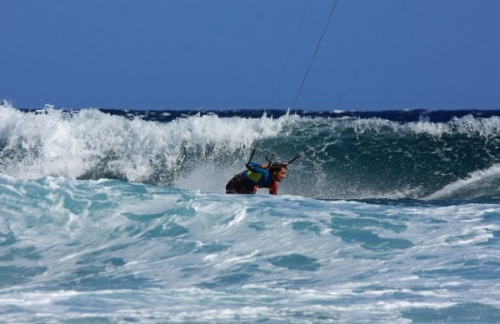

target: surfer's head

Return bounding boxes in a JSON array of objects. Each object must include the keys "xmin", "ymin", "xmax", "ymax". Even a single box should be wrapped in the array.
[{"xmin": 270, "ymin": 163, "xmax": 288, "ymax": 182}]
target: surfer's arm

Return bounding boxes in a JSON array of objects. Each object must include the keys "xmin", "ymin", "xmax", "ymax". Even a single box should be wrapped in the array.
[{"xmin": 269, "ymin": 181, "xmax": 278, "ymax": 195}]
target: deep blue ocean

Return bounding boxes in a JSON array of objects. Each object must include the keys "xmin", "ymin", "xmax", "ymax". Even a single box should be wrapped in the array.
[{"xmin": 1, "ymin": 102, "xmax": 500, "ymax": 323}]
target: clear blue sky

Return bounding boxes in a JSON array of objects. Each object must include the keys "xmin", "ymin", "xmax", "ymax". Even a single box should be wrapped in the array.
[{"xmin": 1, "ymin": 0, "xmax": 499, "ymax": 111}]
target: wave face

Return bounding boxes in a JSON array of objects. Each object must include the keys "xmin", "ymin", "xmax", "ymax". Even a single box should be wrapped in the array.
[{"xmin": 2, "ymin": 103, "xmax": 500, "ymax": 200}]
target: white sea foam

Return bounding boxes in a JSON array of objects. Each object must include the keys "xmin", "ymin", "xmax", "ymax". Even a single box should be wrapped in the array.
[
  {"xmin": 427, "ymin": 164, "xmax": 500, "ymax": 200},
  {"xmin": 1, "ymin": 175, "xmax": 499, "ymax": 322}
]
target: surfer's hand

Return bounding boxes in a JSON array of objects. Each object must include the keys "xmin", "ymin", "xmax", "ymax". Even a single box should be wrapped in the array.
[{"xmin": 261, "ymin": 163, "xmax": 268, "ymax": 169}]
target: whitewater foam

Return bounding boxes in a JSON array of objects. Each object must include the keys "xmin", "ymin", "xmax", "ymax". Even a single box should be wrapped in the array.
[{"xmin": 1, "ymin": 174, "xmax": 499, "ymax": 322}]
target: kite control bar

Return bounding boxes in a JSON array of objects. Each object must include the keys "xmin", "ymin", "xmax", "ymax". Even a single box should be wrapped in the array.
[
  {"xmin": 246, "ymin": 131, "xmax": 309, "ymax": 170},
  {"xmin": 286, "ymin": 145, "xmax": 309, "ymax": 165},
  {"xmin": 264, "ymin": 145, "xmax": 309, "ymax": 169}
]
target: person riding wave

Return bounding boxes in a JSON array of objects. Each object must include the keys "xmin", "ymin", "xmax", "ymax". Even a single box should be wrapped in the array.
[{"xmin": 225, "ymin": 162, "xmax": 288, "ymax": 195}]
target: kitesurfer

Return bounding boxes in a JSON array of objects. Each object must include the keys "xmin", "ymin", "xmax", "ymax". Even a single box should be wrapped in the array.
[{"xmin": 225, "ymin": 162, "xmax": 288, "ymax": 195}]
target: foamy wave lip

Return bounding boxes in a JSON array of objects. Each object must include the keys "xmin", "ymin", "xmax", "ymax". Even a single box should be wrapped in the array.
[
  {"xmin": 331, "ymin": 113, "xmax": 500, "ymax": 137},
  {"xmin": 426, "ymin": 164, "xmax": 500, "ymax": 200},
  {"xmin": 0, "ymin": 104, "xmax": 301, "ymax": 182}
]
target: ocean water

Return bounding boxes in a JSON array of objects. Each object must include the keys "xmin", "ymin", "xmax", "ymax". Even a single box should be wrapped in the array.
[{"xmin": 1, "ymin": 102, "xmax": 499, "ymax": 323}]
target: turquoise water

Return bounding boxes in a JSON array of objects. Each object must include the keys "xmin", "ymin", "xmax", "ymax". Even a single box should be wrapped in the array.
[{"xmin": 1, "ymin": 176, "xmax": 499, "ymax": 323}]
